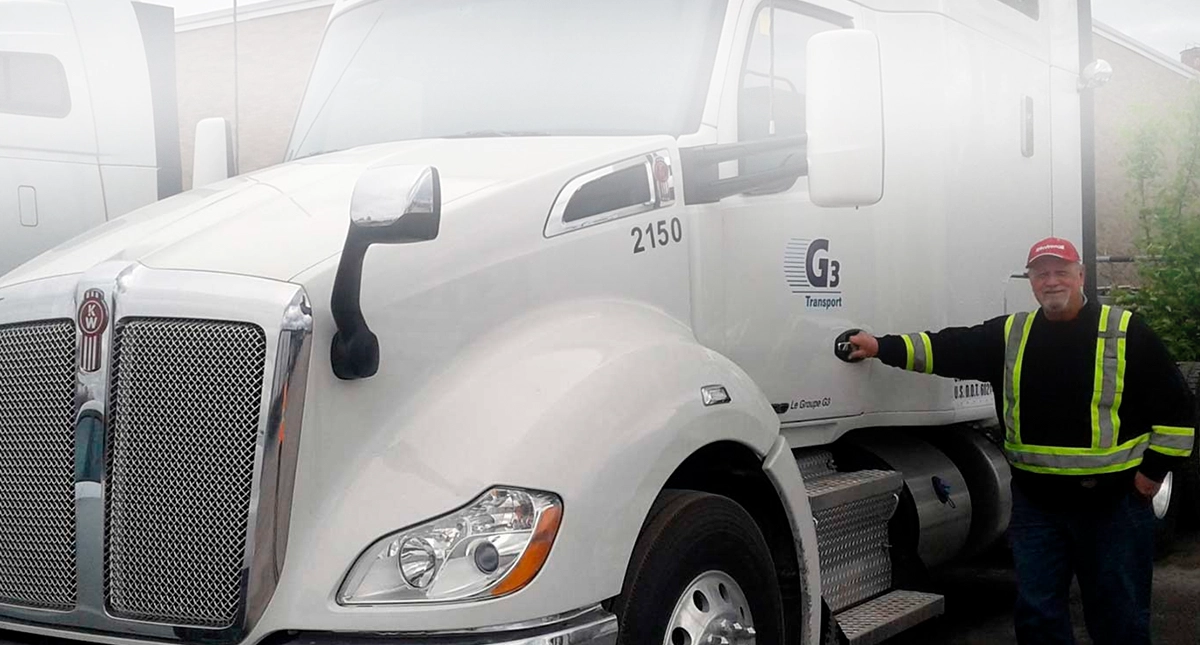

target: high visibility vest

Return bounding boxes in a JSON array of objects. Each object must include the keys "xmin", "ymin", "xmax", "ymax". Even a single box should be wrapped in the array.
[{"xmin": 1001, "ymin": 305, "xmax": 1194, "ymax": 475}]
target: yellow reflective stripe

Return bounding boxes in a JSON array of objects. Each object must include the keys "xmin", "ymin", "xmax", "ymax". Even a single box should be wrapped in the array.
[
  {"xmin": 1149, "ymin": 426, "xmax": 1193, "ymax": 456},
  {"xmin": 1002, "ymin": 315, "xmax": 1014, "ymax": 431},
  {"xmin": 1011, "ymin": 312, "xmax": 1036, "ymax": 444},
  {"xmin": 921, "ymin": 332, "xmax": 934, "ymax": 374},
  {"xmin": 905, "ymin": 333, "xmax": 932, "ymax": 374},
  {"xmin": 1153, "ymin": 425, "xmax": 1195, "ymax": 436},
  {"xmin": 1112, "ymin": 334, "xmax": 1127, "ymax": 441},
  {"xmin": 1006, "ymin": 434, "xmax": 1148, "ymax": 456},
  {"xmin": 1091, "ymin": 335, "xmax": 1104, "ymax": 448},
  {"xmin": 1010, "ymin": 458, "xmax": 1144, "ymax": 476},
  {"xmin": 1092, "ymin": 306, "xmax": 1130, "ymax": 449},
  {"xmin": 1149, "ymin": 446, "xmax": 1192, "ymax": 457},
  {"xmin": 1006, "ymin": 434, "xmax": 1148, "ymax": 472},
  {"xmin": 1091, "ymin": 305, "xmax": 1111, "ymax": 449}
]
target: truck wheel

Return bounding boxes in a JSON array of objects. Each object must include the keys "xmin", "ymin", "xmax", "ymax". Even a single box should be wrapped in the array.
[
  {"xmin": 1173, "ymin": 361, "xmax": 1200, "ymax": 532},
  {"xmin": 611, "ymin": 490, "xmax": 784, "ymax": 645}
]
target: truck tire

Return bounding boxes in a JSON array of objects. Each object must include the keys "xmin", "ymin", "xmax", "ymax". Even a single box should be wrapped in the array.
[
  {"xmin": 611, "ymin": 490, "xmax": 784, "ymax": 645},
  {"xmin": 1174, "ymin": 361, "xmax": 1200, "ymax": 532}
]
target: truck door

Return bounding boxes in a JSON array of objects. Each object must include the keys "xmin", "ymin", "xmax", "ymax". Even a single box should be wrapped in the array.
[
  {"xmin": 0, "ymin": 2, "xmax": 106, "ymax": 277},
  {"xmin": 714, "ymin": 1, "xmax": 871, "ymax": 425}
]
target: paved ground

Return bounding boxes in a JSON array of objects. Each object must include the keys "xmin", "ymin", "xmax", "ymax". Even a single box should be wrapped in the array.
[{"xmin": 886, "ymin": 530, "xmax": 1200, "ymax": 644}]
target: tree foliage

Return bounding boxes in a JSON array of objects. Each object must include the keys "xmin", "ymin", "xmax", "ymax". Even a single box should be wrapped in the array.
[{"xmin": 1113, "ymin": 86, "xmax": 1200, "ymax": 362}]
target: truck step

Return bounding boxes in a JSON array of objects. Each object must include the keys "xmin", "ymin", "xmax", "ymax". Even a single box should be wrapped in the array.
[
  {"xmin": 834, "ymin": 590, "xmax": 945, "ymax": 645},
  {"xmin": 805, "ymin": 469, "xmax": 904, "ymax": 612},
  {"xmin": 795, "ymin": 449, "xmax": 838, "ymax": 481},
  {"xmin": 806, "ymin": 468, "xmax": 904, "ymax": 512}
]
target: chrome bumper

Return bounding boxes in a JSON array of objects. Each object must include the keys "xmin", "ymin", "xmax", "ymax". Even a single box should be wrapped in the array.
[
  {"xmin": 273, "ymin": 609, "xmax": 617, "ymax": 645},
  {"xmin": 0, "ymin": 609, "xmax": 617, "ymax": 645}
]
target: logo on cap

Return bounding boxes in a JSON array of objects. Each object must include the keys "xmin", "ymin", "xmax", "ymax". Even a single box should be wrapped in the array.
[
  {"xmin": 1026, "ymin": 237, "xmax": 1081, "ymax": 267},
  {"xmin": 78, "ymin": 289, "xmax": 108, "ymax": 373}
]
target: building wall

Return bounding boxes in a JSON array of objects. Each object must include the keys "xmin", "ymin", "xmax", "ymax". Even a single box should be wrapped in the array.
[
  {"xmin": 1092, "ymin": 30, "xmax": 1197, "ymax": 288},
  {"xmin": 175, "ymin": 5, "xmax": 330, "ymax": 189}
]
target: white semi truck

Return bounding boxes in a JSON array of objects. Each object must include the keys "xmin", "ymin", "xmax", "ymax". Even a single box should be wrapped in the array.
[
  {"xmin": 0, "ymin": 1, "xmax": 1185, "ymax": 644},
  {"xmin": 0, "ymin": 0, "xmax": 182, "ymax": 277}
]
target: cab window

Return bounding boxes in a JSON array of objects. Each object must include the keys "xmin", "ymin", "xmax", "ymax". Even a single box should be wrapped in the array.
[
  {"xmin": 0, "ymin": 52, "xmax": 72, "ymax": 118},
  {"xmin": 738, "ymin": 5, "xmax": 842, "ymax": 180}
]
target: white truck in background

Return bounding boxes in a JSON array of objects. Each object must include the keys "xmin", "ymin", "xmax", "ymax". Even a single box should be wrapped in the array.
[
  {"xmin": 0, "ymin": 0, "xmax": 182, "ymax": 277},
  {"xmin": 2, "ymin": 1, "xmax": 1189, "ymax": 645}
]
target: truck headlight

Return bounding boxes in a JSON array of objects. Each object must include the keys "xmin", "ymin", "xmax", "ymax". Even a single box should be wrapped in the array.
[{"xmin": 338, "ymin": 488, "xmax": 563, "ymax": 604}]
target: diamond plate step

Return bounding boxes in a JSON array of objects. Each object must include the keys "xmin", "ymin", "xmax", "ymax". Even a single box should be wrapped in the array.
[
  {"xmin": 795, "ymin": 449, "xmax": 838, "ymax": 481},
  {"xmin": 834, "ymin": 590, "xmax": 945, "ymax": 645},
  {"xmin": 806, "ymin": 469, "xmax": 904, "ymax": 512}
]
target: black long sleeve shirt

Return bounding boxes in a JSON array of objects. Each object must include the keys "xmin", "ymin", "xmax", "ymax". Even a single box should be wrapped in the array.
[{"xmin": 877, "ymin": 301, "xmax": 1196, "ymax": 507}]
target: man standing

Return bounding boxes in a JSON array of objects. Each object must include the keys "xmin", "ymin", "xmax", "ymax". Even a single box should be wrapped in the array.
[{"xmin": 844, "ymin": 237, "xmax": 1196, "ymax": 645}]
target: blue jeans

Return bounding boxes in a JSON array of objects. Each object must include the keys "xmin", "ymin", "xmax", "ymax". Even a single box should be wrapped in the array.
[{"xmin": 1007, "ymin": 480, "xmax": 1156, "ymax": 645}]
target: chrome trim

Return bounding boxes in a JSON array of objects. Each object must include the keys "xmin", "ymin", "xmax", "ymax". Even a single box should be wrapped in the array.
[
  {"xmin": 0, "ymin": 264, "xmax": 314, "ymax": 642},
  {"xmin": 247, "ymin": 291, "xmax": 313, "ymax": 630},
  {"xmin": 543, "ymin": 149, "xmax": 675, "ymax": 238},
  {"xmin": 351, "ymin": 164, "xmax": 438, "ymax": 228},
  {"xmin": 418, "ymin": 605, "xmax": 605, "ymax": 637},
  {"xmin": 272, "ymin": 607, "xmax": 619, "ymax": 645},
  {"xmin": 701, "ymin": 384, "xmax": 731, "ymax": 407}
]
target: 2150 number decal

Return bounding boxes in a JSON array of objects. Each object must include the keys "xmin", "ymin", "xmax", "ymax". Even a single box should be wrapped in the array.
[{"xmin": 632, "ymin": 218, "xmax": 683, "ymax": 254}]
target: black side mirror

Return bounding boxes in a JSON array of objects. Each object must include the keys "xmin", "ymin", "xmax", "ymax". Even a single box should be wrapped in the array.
[{"xmin": 330, "ymin": 165, "xmax": 441, "ymax": 380}]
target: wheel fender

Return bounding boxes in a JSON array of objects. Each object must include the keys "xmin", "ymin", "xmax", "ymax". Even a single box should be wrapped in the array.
[
  {"xmin": 763, "ymin": 435, "xmax": 822, "ymax": 645},
  {"xmin": 270, "ymin": 300, "xmax": 803, "ymax": 632}
]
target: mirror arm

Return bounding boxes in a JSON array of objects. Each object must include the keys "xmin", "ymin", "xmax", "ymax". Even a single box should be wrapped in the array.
[
  {"xmin": 693, "ymin": 158, "xmax": 808, "ymax": 203},
  {"xmin": 681, "ymin": 134, "xmax": 807, "ymax": 167},
  {"xmin": 681, "ymin": 135, "xmax": 808, "ymax": 204},
  {"xmin": 330, "ymin": 230, "xmax": 380, "ymax": 381}
]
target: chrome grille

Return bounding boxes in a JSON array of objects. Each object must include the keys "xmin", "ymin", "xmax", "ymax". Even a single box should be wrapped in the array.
[
  {"xmin": 105, "ymin": 319, "xmax": 266, "ymax": 628},
  {"xmin": 0, "ymin": 320, "xmax": 77, "ymax": 610}
]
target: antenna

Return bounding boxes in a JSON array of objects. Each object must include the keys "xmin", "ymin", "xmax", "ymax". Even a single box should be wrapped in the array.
[
  {"xmin": 233, "ymin": 0, "xmax": 240, "ymax": 173},
  {"xmin": 768, "ymin": 0, "xmax": 776, "ymax": 136}
]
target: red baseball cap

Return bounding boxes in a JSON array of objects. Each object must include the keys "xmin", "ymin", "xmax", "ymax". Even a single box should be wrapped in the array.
[{"xmin": 1026, "ymin": 237, "xmax": 1081, "ymax": 267}]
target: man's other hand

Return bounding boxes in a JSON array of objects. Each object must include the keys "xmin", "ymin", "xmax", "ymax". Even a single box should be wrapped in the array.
[
  {"xmin": 848, "ymin": 332, "xmax": 879, "ymax": 360},
  {"xmin": 1134, "ymin": 471, "xmax": 1161, "ymax": 501}
]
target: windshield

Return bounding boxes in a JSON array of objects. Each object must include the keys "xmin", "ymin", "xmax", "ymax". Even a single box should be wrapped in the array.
[{"xmin": 286, "ymin": 0, "xmax": 728, "ymax": 160}]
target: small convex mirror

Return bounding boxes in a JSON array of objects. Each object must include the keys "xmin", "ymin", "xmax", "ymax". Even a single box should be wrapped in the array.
[{"xmin": 1079, "ymin": 59, "xmax": 1113, "ymax": 90}]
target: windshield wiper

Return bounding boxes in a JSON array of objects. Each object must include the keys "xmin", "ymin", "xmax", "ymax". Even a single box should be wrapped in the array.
[{"xmin": 440, "ymin": 130, "xmax": 551, "ymax": 139}]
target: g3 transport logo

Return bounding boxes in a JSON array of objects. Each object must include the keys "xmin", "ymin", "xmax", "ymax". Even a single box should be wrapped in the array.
[{"xmin": 785, "ymin": 238, "xmax": 843, "ymax": 310}]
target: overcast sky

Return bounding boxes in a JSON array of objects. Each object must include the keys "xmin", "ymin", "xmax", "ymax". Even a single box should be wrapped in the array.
[
  {"xmin": 1093, "ymin": 0, "xmax": 1200, "ymax": 61},
  {"xmin": 150, "ymin": 0, "xmax": 1200, "ymax": 63}
]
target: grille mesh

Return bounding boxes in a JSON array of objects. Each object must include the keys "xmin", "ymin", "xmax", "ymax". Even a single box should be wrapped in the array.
[
  {"xmin": 0, "ymin": 320, "xmax": 77, "ymax": 610},
  {"xmin": 105, "ymin": 319, "xmax": 266, "ymax": 628}
]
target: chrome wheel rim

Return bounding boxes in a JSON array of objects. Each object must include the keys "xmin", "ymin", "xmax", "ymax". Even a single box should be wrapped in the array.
[
  {"xmin": 1153, "ymin": 471, "xmax": 1174, "ymax": 520},
  {"xmin": 663, "ymin": 570, "xmax": 756, "ymax": 645}
]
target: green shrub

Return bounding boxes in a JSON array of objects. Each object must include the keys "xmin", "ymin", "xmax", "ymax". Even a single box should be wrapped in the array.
[{"xmin": 1113, "ymin": 86, "xmax": 1200, "ymax": 362}]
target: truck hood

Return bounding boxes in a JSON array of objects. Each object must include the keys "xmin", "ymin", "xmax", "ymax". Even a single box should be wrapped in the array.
[{"xmin": 0, "ymin": 136, "xmax": 670, "ymax": 287}]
